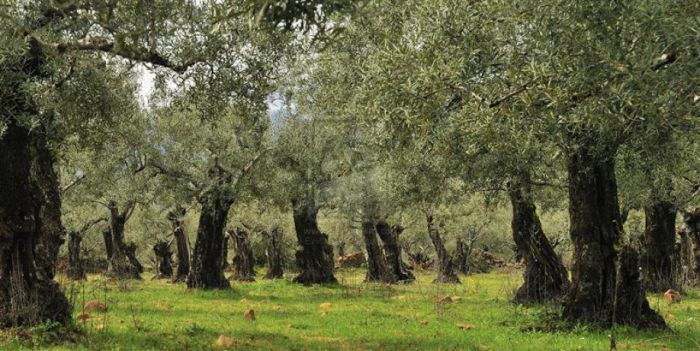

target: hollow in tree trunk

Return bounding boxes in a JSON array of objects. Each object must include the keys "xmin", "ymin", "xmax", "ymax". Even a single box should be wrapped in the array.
[
  {"xmin": 229, "ymin": 228, "xmax": 256, "ymax": 282},
  {"xmin": 153, "ymin": 240, "xmax": 174, "ymax": 280},
  {"xmin": 106, "ymin": 200, "xmax": 142, "ymax": 280},
  {"xmin": 425, "ymin": 210, "xmax": 460, "ymax": 284},
  {"xmin": 291, "ymin": 199, "xmax": 336, "ymax": 285},
  {"xmin": 361, "ymin": 218, "xmax": 396, "ymax": 283},
  {"xmin": 187, "ymin": 188, "xmax": 232, "ymax": 289},
  {"xmin": 167, "ymin": 205, "xmax": 190, "ymax": 283},
  {"xmin": 563, "ymin": 142, "xmax": 664, "ymax": 328},
  {"xmin": 263, "ymin": 226, "xmax": 284, "ymax": 279},
  {"xmin": 0, "ymin": 120, "xmax": 71, "ymax": 327},
  {"xmin": 641, "ymin": 199, "xmax": 679, "ymax": 292},
  {"xmin": 508, "ymin": 171, "xmax": 569, "ymax": 304},
  {"xmin": 376, "ymin": 221, "xmax": 415, "ymax": 282}
]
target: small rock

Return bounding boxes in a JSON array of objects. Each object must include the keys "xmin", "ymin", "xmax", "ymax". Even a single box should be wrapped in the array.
[
  {"xmin": 456, "ymin": 323, "xmax": 477, "ymax": 330},
  {"xmin": 319, "ymin": 302, "xmax": 332, "ymax": 309},
  {"xmin": 663, "ymin": 289, "xmax": 681, "ymax": 305},
  {"xmin": 437, "ymin": 296, "xmax": 453, "ymax": 304},
  {"xmin": 215, "ymin": 335, "xmax": 236, "ymax": 348},
  {"xmin": 84, "ymin": 300, "xmax": 107, "ymax": 312},
  {"xmin": 244, "ymin": 309, "xmax": 256, "ymax": 321}
]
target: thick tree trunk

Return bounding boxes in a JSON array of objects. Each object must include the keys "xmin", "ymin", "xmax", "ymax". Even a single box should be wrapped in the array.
[
  {"xmin": 263, "ymin": 227, "xmax": 284, "ymax": 279},
  {"xmin": 0, "ymin": 121, "xmax": 71, "ymax": 327},
  {"xmin": 67, "ymin": 231, "xmax": 86, "ymax": 280},
  {"xmin": 454, "ymin": 238, "xmax": 470, "ymax": 275},
  {"xmin": 641, "ymin": 200, "xmax": 679, "ymax": 291},
  {"xmin": 425, "ymin": 211, "xmax": 460, "ymax": 284},
  {"xmin": 153, "ymin": 240, "xmax": 174, "ymax": 280},
  {"xmin": 106, "ymin": 201, "xmax": 142, "ymax": 280},
  {"xmin": 187, "ymin": 190, "xmax": 232, "ymax": 289},
  {"xmin": 361, "ymin": 219, "xmax": 396, "ymax": 283},
  {"xmin": 376, "ymin": 221, "xmax": 415, "ymax": 282},
  {"xmin": 291, "ymin": 200, "xmax": 337, "ymax": 285},
  {"xmin": 102, "ymin": 227, "xmax": 114, "ymax": 261},
  {"xmin": 167, "ymin": 206, "xmax": 190, "ymax": 283},
  {"xmin": 31, "ymin": 130, "xmax": 66, "ymax": 280},
  {"xmin": 682, "ymin": 209, "xmax": 700, "ymax": 281},
  {"xmin": 508, "ymin": 172, "xmax": 569, "ymax": 304},
  {"xmin": 229, "ymin": 228, "xmax": 256, "ymax": 282},
  {"xmin": 564, "ymin": 144, "xmax": 664, "ymax": 328}
]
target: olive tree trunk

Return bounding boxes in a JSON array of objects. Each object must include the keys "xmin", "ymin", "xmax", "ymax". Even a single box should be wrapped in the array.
[
  {"xmin": 229, "ymin": 228, "xmax": 256, "ymax": 282},
  {"xmin": 187, "ymin": 189, "xmax": 233, "ymax": 289},
  {"xmin": 508, "ymin": 172, "xmax": 569, "ymax": 304},
  {"xmin": 641, "ymin": 200, "xmax": 680, "ymax": 291},
  {"xmin": 167, "ymin": 206, "xmax": 190, "ymax": 283},
  {"xmin": 682, "ymin": 209, "xmax": 700, "ymax": 281},
  {"xmin": 376, "ymin": 221, "xmax": 415, "ymax": 282},
  {"xmin": 361, "ymin": 218, "xmax": 396, "ymax": 283},
  {"xmin": 563, "ymin": 143, "xmax": 664, "ymax": 328},
  {"xmin": 67, "ymin": 231, "xmax": 86, "ymax": 280},
  {"xmin": 0, "ymin": 120, "xmax": 71, "ymax": 327},
  {"xmin": 291, "ymin": 200, "xmax": 336, "ymax": 285},
  {"xmin": 106, "ymin": 201, "xmax": 142, "ymax": 280},
  {"xmin": 425, "ymin": 210, "xmax": 460, "ymax": 284},
  {"xmin": 263, "ymin": 226, "xmax": 284, "ymax": 279},
  {"xmin": 153, "ymin": 240, "xmax": 174, "ymax": 280}
]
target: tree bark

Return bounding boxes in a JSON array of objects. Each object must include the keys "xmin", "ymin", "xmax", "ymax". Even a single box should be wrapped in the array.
[
  {"xmin": 67, "ymin": 231, "xmax": 86, "ymax": 280},
  {"xmin": 291, "ymin": 200, "xmax": 337, "ymax": 285},
  {"xmin": 187, "ymin": 189, "xmax": 233, "ymax": 289},
  {"xmin": 263, "ymin": 226, "xmax": 284, "ymax": 279},
  {"xmin": 682, "ymin": 208, "xmax": 700, "ymax": 281},
  {"xmin": 641, "ymin": 199, "xmax": 679, "ymax": 291},
  {"xmin": 229, "ymin": 228, "xmax": 256, "ymax": 282},
  {"xmin": 31, "ymin": 130, "xmax": 66, "ymax": 280},
  {"xmin": 376, "ymin": 221, "xmax": 415, "ymax": 282},
  {"xmin": 102, "ymin": 226, "xmax": 114, "ymax": 261},
  {"xmin": 106, "ymin": 200, "xmax": 142, "ymax": 280},
  {"xmin": 454, "ymin": 238, "xmax": 470, "ymax": 275},
  {"xmin": 508, "ymin": 171, "xmax": 569, "ymax": 304},
  {"xmin": 425, "ymin": 210, "xmax": 460, "ymax": 284},
  {"xmin": 361, "ymin": 218, "xmax": 396, "ymax": 283},
  {"xmin": 167, "ymin": 205, "xmax": 190, "ymax": 283},
  {"xmin": 153, "ymin": 240, "xmax": 174, "ymax": 280},
  {"xmin": 563, "ymin": 143, "xmax": 664, "ymax": 328},
  {"xmin": 0, "ymin": 120, "xmax": 71, "ymax": 327}
]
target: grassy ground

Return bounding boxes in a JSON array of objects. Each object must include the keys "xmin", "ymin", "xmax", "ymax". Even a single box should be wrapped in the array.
[{"xmin": 2, "ymin": 269, "xmax": 699, "ymax": 350}]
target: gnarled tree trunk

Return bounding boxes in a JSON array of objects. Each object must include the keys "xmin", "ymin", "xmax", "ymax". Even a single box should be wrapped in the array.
[
  {"xmin": 682, "ymin": 209, "xmax": 700, "ymax": 281},
  {"xmin": 67, "ymin": 231, "xmax": 85, "ymax": 280},
  {"xmin": 376, "ymin": 221, "xmax": 415, "ymax": 282},
  {"xmin": 0, "ymin": 120, "xmax": 71, "ymax": 327},
  {"xmin": 153, "ymin": 240, "xmax": 174, "ymax": 280},
  {"xmin": 102, "ymin": 227, "xmax": 114, "ymax": 261},
  {"xmin": 564, "ymin": 143, "xmax": 664, "ymax": 328},
  {"xmin": 229, "ymin": 228, "xmax": 255, "ymax": 282},
  {"xmin": 362, "ymin": 218, "xmax": 396, "ymax": 283},
  {"xmin": 167, "ymin": 205, "xmax": 190, "ymax": 283},
  {"xmin": 106, "ymin": 201, "xmax": 142, "ymax": 280},
  {"xmin": 187, "ymin": 188, "xmax": 233, "ymax": 289},
  {"xmin": 508, "ymin": 172, "xmax": 569, "ymax": 304},
  {"xmin": 291, "ymin": 200, "xmax": 336, "ymax": 285},
  {"xmin": 425, "ymin": 210, "xmax": 460, "ymax": 284},
  {"xmin": 454, "ymin": 238, "xmax": 470, "ymax": 275},
  {"xmin": 641, "ymin": 199, "xmax": 679, "ymax": 292},
  {"xmin": 31, "ymin": 130, "xmax": 66, "ymax": 280},
  {"xmin": 263, "ymin": 226, "xmax": 284, "ymax": 279}
]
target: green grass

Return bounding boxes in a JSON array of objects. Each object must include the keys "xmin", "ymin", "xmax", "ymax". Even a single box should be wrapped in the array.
[{"xmin": 2, "ymin": 269, "xmax": 699, "ymax": 350}]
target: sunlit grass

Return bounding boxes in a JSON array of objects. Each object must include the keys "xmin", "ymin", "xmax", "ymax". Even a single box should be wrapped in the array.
[{"xmin": 3, "ymin": 269, "xmax": 699, "ymax": 350}]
